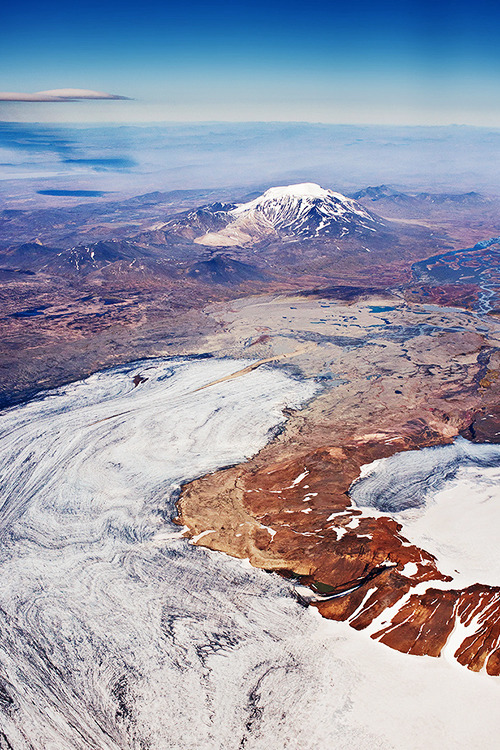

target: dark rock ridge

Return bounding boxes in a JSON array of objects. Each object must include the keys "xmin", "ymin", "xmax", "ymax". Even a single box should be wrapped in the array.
[{"xmin": 187, "ymin": 255, "xmax": 268, "ymax": 284}]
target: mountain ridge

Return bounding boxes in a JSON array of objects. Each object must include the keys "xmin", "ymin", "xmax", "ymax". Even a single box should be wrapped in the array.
[{"xmin": 164, "ymin": 183, "xmax": 384, "ymax": 246}]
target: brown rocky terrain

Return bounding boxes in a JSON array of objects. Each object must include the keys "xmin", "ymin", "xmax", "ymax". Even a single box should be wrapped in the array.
[
  {"xmin": 2, "ymin": 185, "xmax": 500, "ymax": 674},
  {"xmin": 175, "ymin": 293, "xmax": 500, "ymax": 674},
  {"xmin": 0, "ymin": 184, "xmax": 442, "ymax": 407},
  {"xmin": 1, "ymin": 183, "xmax": 498, "ymax": 408}
]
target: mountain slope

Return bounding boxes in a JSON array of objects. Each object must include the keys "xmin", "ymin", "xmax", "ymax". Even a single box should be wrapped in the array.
[
  {"xmin": 0, "ymin": 183, "xmax": 446, "ymax": 286},
  {"xmin": 190, "ymin": 183, "xmax": 383, "ymax": 246},
  {"xmin": 187, "ymin": 255, "xmax": 268, "ymax": 284},
  {"xmin": 0, "ymin": 241, "xmax": 61, "ymax": 271}
]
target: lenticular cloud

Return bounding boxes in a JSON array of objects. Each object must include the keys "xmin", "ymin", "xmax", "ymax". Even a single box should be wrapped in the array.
[{"xmin": 0, "ymin": 88, "xmax": 130, "ymax": 101}]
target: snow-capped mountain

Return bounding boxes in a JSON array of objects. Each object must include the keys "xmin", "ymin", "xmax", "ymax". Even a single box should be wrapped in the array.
[
  {"xmin": 231, "ymin": 183, "xmax": 376, "ymax": 234},
  {"xmin": 160, "ymin": 183, "xmax": 384, "ymax": 247}
]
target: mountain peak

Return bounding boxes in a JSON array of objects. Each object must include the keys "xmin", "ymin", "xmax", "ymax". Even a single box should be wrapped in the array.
[
  {"xmin": 256, "ymin": 183, "xmax": 329, "ymax": 200},
  {"xmin": 164, "ymin": 183, "xmax": 383, "ymax": 247},
  {"xmin": 232, "ymin": 182, "xmax": 357, "ymax": 216},
  {"xmin": 227, "ymin": 182, "xmax": 374, "ymax": 235}
]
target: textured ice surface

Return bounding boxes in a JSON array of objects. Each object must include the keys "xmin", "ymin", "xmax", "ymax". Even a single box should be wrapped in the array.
[
  {"xmin": 0, "ymin": 359, "xmax": 499, "ymax": 749},
  {"xmin": 350, "ymin": 437, "xmax": 500, "ymax": 513},
  {"xmin": 350, "ymin": 438, "xmax": 500, "ymax": 586},
  {"xmin": 395, "ymin": 463, "xmax": 500, "ymax": 586},
  {"xmin": 0, "ymin": 357, "xmax": 318, "ymax": 748}
]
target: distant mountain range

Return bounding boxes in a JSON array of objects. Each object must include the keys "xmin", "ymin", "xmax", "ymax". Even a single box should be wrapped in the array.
[
  {"xmin": 351, "ymin": 185, "xmax": 488, "ymax": 206},
  {"xmin": 0, "ymin": 183, "xmax": 447, "ymax": 285}
]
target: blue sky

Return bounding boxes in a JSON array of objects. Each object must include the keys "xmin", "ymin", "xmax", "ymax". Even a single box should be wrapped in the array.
[{"xmin": 1, "ymin": 0, "xmax": 500, "ymax": 124}]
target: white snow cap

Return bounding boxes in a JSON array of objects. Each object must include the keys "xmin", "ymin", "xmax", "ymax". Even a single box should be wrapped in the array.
[
  {"xmin": 257, "ymin": 183, "xmax": 330, "ymax": 200},
  {"xmin": 232, "ymin": 183, "xmax": 360, "ymax": 214},
  {"xmin": 231, "ymin": 183, "xmax": 371, "ymax": 224}
]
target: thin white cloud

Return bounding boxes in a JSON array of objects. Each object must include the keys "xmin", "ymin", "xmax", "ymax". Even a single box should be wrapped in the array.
[{"xmin": 0, "ymin": 88, "xmax": 130, "ymax": 102}]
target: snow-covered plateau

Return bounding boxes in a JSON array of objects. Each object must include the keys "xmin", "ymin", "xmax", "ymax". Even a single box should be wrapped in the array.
[{"xmin": 351, "ymin": 438, "xmax": 500, "ymax": 588}]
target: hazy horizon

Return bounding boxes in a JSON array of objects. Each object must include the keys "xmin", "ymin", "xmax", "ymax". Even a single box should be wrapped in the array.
[
  {"xmin": 2, "ymin": 121, "xmax": 500, "ymax": 207},
  {"xmin": 3, "ymin": 0, "xmax": 500, "ymax": 126}
]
